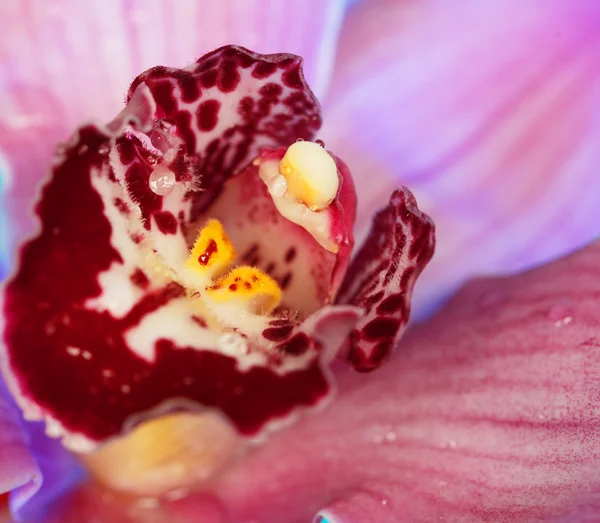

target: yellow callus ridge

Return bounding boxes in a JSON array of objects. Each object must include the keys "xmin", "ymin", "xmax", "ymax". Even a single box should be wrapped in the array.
[
  {"xmin": 81, "ymin": 412, "xmax": 239, "ymax": 496},
  {"xmin": 279, "ymin": 140, "xmax": 339, "ymax": 211},
  {"xmin": 206, "ymin": 266, "xmax": 282, "ymax": 314},
  {"xmin": 186, "ymin": 218, "xmax": 236, "ymax": 279},
  {"xmin": 186, "ymin": 220, "xmax": 281, "ymax": 315}
]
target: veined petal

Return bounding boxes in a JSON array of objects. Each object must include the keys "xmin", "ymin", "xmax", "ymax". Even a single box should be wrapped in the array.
[
  {"xmin": 202, "ymin": 240, "xmax": 600, "ymax": 523},
  {"xmin": 322, "ymin": 0, "xmax": 600, "ymax": 317}
]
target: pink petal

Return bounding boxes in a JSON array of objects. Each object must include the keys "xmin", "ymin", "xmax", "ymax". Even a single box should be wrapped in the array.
[
  {"xmin": 337, "ymin": 188, "xmax": 434, "ymax": 370},
  {"xmin": 0, "ymin": 0, "xmax": 345, "ymax": 248},
  {"xmin": 0, "ymin": 382, "xmax": 39, "ymax": 496},
  {"xmin": 322, "ymin": 0, "xmax": 600, "ymax": 317},
  {"xmin": 195, "ymin": 240, "xmax": 600, "ymax": 522}
]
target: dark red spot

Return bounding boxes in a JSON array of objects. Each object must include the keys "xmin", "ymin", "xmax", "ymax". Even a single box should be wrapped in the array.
[
  {"xmin": 130, "ymin": 269, "xmax": 150, "ymax": 290},
  {"xmin": 229, "ymin": 284, "xmax": 238, "ymax": 291},
  {"xmin": 174, "ymin": 110, "xmax": 196, "ymax": 153},
  {"xmin": 280, "ymin": 272, "xmax": 292, "ymax": 290},
  {"xmin": 281, "ymin": 333, "xmax": 310, "ymax": 356},
  {"xmin": 251, "ymin": 275, "xmax": 259, "ymax": 282},
  {"xmin": 178, "ymin": 74, "xmax": 200, "ymax": 103},
  {"xmin": 218, "ymin": 59, "xmax": 241, "ymax": 92},
  {"xmin": 244, "ymin": 282, "xmax": 252, "ymax": 290},
  {"xmin": 149, "ymin": 80, "xmax": 176, "ymax": 115},
  {"xmin": 362, "ymin": 291, "xmax": 385, "ymax": 314},
  {"xmin": 234, "ymin": 277, "xmax": 241, "ymax": 282},
  {"xmin": 191, "ymin": 315, "xmax": 207, "ymax": 328},
  {"xmin": 153, "ymin": 211, "xmax": 178, "ymax": 235},
  {"xmin": 284, "ymin": 247, "xmax": 296, "ymax": 263},
  {"xmin": 113, "ymin": 198, "xmax": 129, "ymax": 215},
  {"xmin": 197, "ymin": 99, "xmax": 221, "ymax": 131},
  {"xmin": 198, "ymin": 239, "xmax": 218, "ymax": 265},
  {"xmin": 252, "ymin": 62, "xmax": 277, "ymax": 78},
  {"xmin": 265, "ymin": 263, "xmax": 275, "ymax": 274},
  {"xmin": 376, "ymin": 294, "xmax": 405, "ymax": 315},
  {"xmin": 199, "ymin": 69, "xmax": 217, "ymax": 88},
  {"xmin": 362, "ymin": 318, "xmax": 399, "ymax": 341},
  {"xmin": 238, "ymin": 97, "xmax": 254, "ymax": 118},
  {"xmin": 282, "ymin": 65, "xmax": 303, "ymax": 88},
  {"xmin": 262, "ymin": 325, "xmax": 293, "ymax": 342},
  {"xmin": 116, "ymin": 138, "xmax": 135, "ymax": 164},
  {"xmin": 260, "ymin": 83, "xmax": 282, "ymax": 98}
]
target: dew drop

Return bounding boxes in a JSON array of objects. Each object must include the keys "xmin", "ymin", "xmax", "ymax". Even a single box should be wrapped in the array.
[
  {"xmin": 147, "ymin": 156, "xmax": 157, "ymax": 166},
  {"xmin": 149, "ymin": 166, "xmax": 176, "ymax": 196},
  {"xmin": 98, "ymin": 143, "xmax": 110, "ymax": 155},
  {"xmin": 548, "ymin": 300, "xmax": 574, "ymax": 327},
  {"xmin": 295, "ymin": 137, "xmax": 304, "ymax": 142}
]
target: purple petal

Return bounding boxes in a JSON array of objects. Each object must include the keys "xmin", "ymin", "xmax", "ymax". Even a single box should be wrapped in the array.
[
  {"xmin": 203, "ymin": 240, "xmax": 600, "ymax": 522},
  {"xmin": 322, "ymin": 0, "xmax": 600, "ymax": 317},
  {"xmin": 0, "ymin": 380, "xmax": 39, "ymax": 496}
]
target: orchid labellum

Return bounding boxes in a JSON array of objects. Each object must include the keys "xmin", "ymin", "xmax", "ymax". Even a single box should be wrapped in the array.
[{"xmin": 1, "ymin": 45, "xmax": 433, "ymax": 503}]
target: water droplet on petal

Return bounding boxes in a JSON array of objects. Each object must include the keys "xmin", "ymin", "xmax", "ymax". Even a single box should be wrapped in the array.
[
  {"xmin": 147, "ymin": 156, "xmax": 157, "ymax": 166},
  {"xmin": 98, "ymin": 143, "xmax": 110, "ymax": 155},
  {"xmin": 149, "ymin": 166, "xmax": 176, "ymax": 196},
  {"xmin": 548, "ymin": 300, "xmax": 574, "ymax": 327},
  {"xmin": 295, "ymin": 137, "xmax": 304, "ymax": 142}
]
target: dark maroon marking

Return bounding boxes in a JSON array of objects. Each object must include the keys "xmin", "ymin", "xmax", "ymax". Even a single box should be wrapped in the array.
[
  {"xmin": 282, "ymin": 64, "xmax": 303, "ymax": 89},
  {"xmin": 284, "ymin": 247, "xmax": 297, "ymax": 263},
  {"xmin": 130, "ymin": 269, "xmax": 150, "ymax": 290},
  {"xmin": 199, "ymin": 69, "xmax": 218, "ymax": 88},
  {"xmin": 260, "ymin": 83, "xmax": 283, "ymax": 98},
  {"xmin": 251, "ymin": 275, "xmax": 259, "ymax": 282},
  {"xmin": 173, "ymin": 110, "xmax": 196, "ymax": 154},
  {"xmin": 315, "ymin": 139, "xmax": 325, "ymax": 147},
  {"xmin": 280, "ymin": 272, "xmax": 292, "ymax": 290},
  {"xmin": 131, "ymin": 233, "xmax": 144, "ymax": 244},
  {"xmin": 113, "ymin": 198, "xmax": 129, "ymax": 215},
  {"xmin": 149, "ymin": 80, "xmax": 176, "ymax": 116},
  {"xmin": 252, "ymin": 62, "xmax": 277, "ymax": 79},
  {"xmin": 281, "ymin": 333, "xmax": 311, "ymax": 356},
  {"xmin": 191, "ymin": 315, "xmax": 207, "ymax": 328},
  {"xmin": 178, "ymin": 74, "xmax": 200, "ymax": 103},
  {"xmin": 262, "ymin": 325, "xmax": 293, "ymax": 342},
  {"xmin": 116, "ymin": 138, "xmax": 136, "ymax": 165},
  {"xmin": 218, "ymin": 59, "xmax": 241, "ymax": 92},
  {"xmin": 376, "ymin": 293, "xmax": 405, "ymax": 315},
  {"xmin": 348, "ymin": 338, "xmax": 391, "ymax": 373},
  {"xmin": 196, "ymin": 99, "xmax": 221, "ymax": 132},
  {"xmin": 241, "ymin": 243, "xmax": 259, "ymax": 262},
  {"xmin": 244, "ymin": 282, "xmax": 252, "ymax": 290},
  {"xmin": 123, "ymin": 163, "xmax": 161, "ymax": 230},
  {"xmin": 229, "ymin": 284, "xmax": 238, "ymax": 292},
  {"xmin": 269, "ymin": 319, "xmax": 293, "ymax": 327},
  {"xmin": 361, "ymin": 291, "xmax": 385, "ymax": 314},
  {"xmin": 194, "ymin": 56, "xmax": 218, "ymax": 72},
  {"xmin": 198, "ymin": 239, "xmax": 218, "ymax": 266},
  {"xmin": 265, "ymin": 262, "xmax": 276, "ymax": 274},
  {"xmin": 238, "ymin": 96, "xmax": 254, "ymax": 118},
  {"xmin": 153, "ymin": 211, "xmax": 178, "ymax": 235},
  {"xmin": 362, "ymin": 318, "xmax": 400, "ymax": 341}
]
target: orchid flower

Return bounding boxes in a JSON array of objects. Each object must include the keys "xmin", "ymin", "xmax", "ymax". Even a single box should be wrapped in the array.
[{"xmin": 1, "ymin": 1, "xmax": 599, "ymax": 522}]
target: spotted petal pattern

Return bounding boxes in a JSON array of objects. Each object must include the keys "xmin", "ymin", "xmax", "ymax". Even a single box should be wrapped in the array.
[
  {"xmin": 0, "ymin": 48, "xmax": 360, "ymax": 448},
  {"xmin": 337, "ymin": 188, "xmax": 435, "ymax": 371}
]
